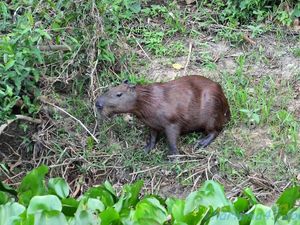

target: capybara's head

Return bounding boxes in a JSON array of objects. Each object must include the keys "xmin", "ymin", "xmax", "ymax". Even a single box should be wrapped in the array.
[{"xmin": 95, "ymin": 80, "xmax": 137, "ymax": 117}]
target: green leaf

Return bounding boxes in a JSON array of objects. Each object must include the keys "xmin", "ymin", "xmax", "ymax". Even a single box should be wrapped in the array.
[
  {"xmin": 71, "ymin": 210, "xmax": 100, "ymax": 225},
  {"xmin": 244, "ymin": 187, "xmax": 259, "ymax": 205},
  {"xmin": 6, "ymin": 85, "xmax": 13, "ymax": 97},
  {"xmin": 234, "ymin": 197, "xmax": 250, "ymax": 213},
  {"xmin": 31, "ymin": 211, "xmax": 68, "ymax": 225},
  {"xmin": 184, "ymin": 180, "xmax": 234, "ymax": 214},
  {"xmin": 0, "ymin": 202, "xmax": 25, "ymax": 225},
  {"xmin": 166, "ymin": 197, "xmax": 208, "ymax": 225},
  {"xmin": 276, "ymin": 187, "xmax": 300, "ymax": 216},
  {"xmin": 87, "ymin": 198, "xmax": 105, "ymax": 212},
  {"xmin": 133, "ymin": 197, "xmax": 168, "ymax": 224},
  {"xmin": 84, "ymin": 184, "xmax": 116, "ymax": 207},
  {"xmin": 208, "ymin": 212, "xmax": 239, "ymax": 225},
  {"xmin": 18, "ymin": 165, "xmax": 49, "ymax": 206},
  {"xmin": 4, "ymin": 59, "xmax": 15, "ymax": 71},
  {"xmin": 114, "ymin": 180, "xmax": 143, "ymax": 212},
  {"xmin": 36, "ymin": 29, "xmax": 51, "ymax": 40},
  {"xmin": 249, "ymin": 204, "xmax": 274, "ymax": 225},
  {"xmin": 103, "ymin": 180, "xmax": 116, "ymax": 196},
  {"xmin": 0, "ymin": 191, "xmax": 9, "ymax": 204},
  {"xmin": 100, "ymin": 207, "xmax": 120, "ymax": 225},
  {"xmin": 276, "ymin": 207, "xmax": 300, "ymax": 225},
  {"xmin": 61, "ymin": 198, "xmax": 79, "ymax": 217},
  {"xmin": 0, "ymin": 181, "xmax": 17, "ymax": 196},
  {"xmin": 48, "ymin": 178, "xmax": 70, "ymax": 199},
  {"xmin": 27, "ymin": 195, "xmax": 62, "ymax": 215}
]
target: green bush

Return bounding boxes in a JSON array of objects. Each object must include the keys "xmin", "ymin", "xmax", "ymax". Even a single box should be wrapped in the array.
[
  {"xmin": 206, "ymin": 0, "xmax": 300, "ymax": 26},
  {"xmin": 0, "ymin": 3, "xmax": 47, "ymax": 123},
  {"xmin": 1, "ymin": 165, "xmax": 300, "ymax": 224}
]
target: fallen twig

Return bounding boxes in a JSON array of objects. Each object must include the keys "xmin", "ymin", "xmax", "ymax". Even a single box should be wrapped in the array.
[
  {"xmin": 243, "ymin": 34, "xmax": 256, "ymax": 45},
  {"xmin": 40, "ymin": 98, "xmax": 99, "ymax": 143},
  {"xmin": 0, "ymin": 115, "xmax": 42, "ymax": 135},
  {"xmin": 133, "ymin": 36, "xmax": 152, "ymax": 61},
  {"xmin": 38, "ymin": 45, "xmax": 71, "ymax": 51},
  {"xmin": 183, "ymin": 42, "xmax": 193, "ymax": 76}
]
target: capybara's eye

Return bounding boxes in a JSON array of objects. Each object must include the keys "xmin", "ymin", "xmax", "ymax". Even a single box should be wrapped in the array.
[{"xmin": 116, "ymin": 92, "xmax": 123, "ymax": 97}]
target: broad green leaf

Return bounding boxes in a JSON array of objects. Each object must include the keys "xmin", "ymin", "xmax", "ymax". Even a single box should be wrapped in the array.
[
  {"xmin": 276, "ymin": 187, "xmax": 300, "ymax": 216},
  {"xmin": 76, "ymin": 195, "xmax": 105, "ymax": 214},
  {"xmin": 208, "ymin": 212, "xmax": 239, "ymax": 225},
  {"xmin": 166, "ymin": 198, "xmax": 185, "ymax": 222},
  {"xmin": 100, "ymin": 207, "xmax": 120, "ymax": 225},
  {"xmin": 48, "ymin": 177, "xmax": 70, "ymax": 199},
  {"xmin": 234, "ymin": 197, "xmax": 250, "ymax": 213},
  {"xmin": 103, "ymin": 180, "xmax": 116, "ymax": 196},
  {"xmin": 36, "ymin": 29, "xmax": 51, "ymax": 40},
  {"xmin": 70, "ymin": 210, "xmax": 100, "ymax": 225},
  {"xmin": 133, "ymin": 197, "xmax": 168, "ymax": 224},
  {"xmin": 27, "ymin": 195, "xmax": 62, "ymax": 215},
  {"xmin": 84, "ymin": 186, "xmax": 116, "ymax": 207},
  {"xmin": 18, "ymin": 164, "xmax": 48, "ymax": 206},
  {"xmin": 87, "ymin": 198, "xmax": 105, "ymax": 212},
  {"xmin": 166, "ymin": 197, "xmax": 208, "ymax": 225},
  {"xmin": 32, "ymin": 211, "xmax": 68, "ymax": 225},
  {"xmin": 244, "ymin": 187, "xmax": 259, "ymax": 205},
  {"xmin": 61, "ymin": 198, "xmax": 79, "ymax": 217},
  {"xmin": 4, "ymin": 59, "xmax": 15, "ymax": 71},
  {"xmin": 114, "ymin": 180, "xmax": 143, "ymax": 212},
  {"xmin": 0, "ymin": 181, "xmax": 17, "ymax": 196},
  {"xmin": 0, "ymin": 191, "xmax": 9, "ymax": 204},
  {"xmin": 184, "ymin": 180, "xmax": 233, "ymax": 214},
  {"xmin": 0, "ymin": 202, "xmax": 25, "ymax": 225},
  {"xmin": 249, "ymin": 204, "xmax": 274, "ymax": 225},
  {"xmin": 276, "ymin": 207, "xmax": 300, "ymax": 225},
  {"xmin": 288, "ymin": 207, "xmax": 300, "ymax": 225}
]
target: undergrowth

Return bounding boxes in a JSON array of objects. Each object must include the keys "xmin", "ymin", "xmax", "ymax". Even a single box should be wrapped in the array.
[
  {"xmin": 1, "ymin": 165, "xmax": 300, "ymax": 225},
  {"xmin": 0, "ymin": 0, "xmax": 299, "ymax": 211}
]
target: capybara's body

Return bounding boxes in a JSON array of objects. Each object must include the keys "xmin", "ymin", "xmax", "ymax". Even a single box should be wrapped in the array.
[{"xmin": 96, "ymin": 75, "xmax": 230, "ymax": 155}]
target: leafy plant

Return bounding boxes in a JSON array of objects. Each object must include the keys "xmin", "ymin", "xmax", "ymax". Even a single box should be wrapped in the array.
[{"xmin": 1, "ymin": 165, "xmax": 300, "ymax": 224}]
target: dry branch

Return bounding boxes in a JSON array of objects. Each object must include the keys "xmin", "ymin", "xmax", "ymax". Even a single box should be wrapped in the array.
[
  {"xmin": 40, "ymin": 97, "xmax": 99, "ymax": 143},
  {"xmin": 183, "ymin": 42, "xmax": 193, "ymax": 76},
  {"xmin": 38, "ymin": 45, "xmax": 71, "ymax": 51},
  {"xmin": 0, "ymin": 115, "xmax": 42, "ymax": 135},
  {"xmin": 243, "ymin": 34, "xmax": 256, "ymax": 45}
]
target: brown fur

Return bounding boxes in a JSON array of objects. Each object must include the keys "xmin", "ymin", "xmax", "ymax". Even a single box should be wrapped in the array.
[{"xmin": 96, "ymin": 75, "xmax": 230, "ymax": 156}]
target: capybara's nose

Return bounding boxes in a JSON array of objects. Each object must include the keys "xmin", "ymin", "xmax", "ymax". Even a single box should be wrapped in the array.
[{"xmin": 95, "ymin": 99, "xmax": 104, "ymax": 110}]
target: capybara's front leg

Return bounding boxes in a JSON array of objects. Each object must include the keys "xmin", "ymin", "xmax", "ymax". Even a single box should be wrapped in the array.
[{"xmin": 144, "ymin": 129, "xmax": 159, "ymax": 153}]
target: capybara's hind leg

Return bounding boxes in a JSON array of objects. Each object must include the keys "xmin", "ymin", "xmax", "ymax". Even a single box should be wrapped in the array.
[
  {"xmin": 144, "ymin": 129, "xmax": 159, "ymax": 153},
  {"xmin": 194, "ymin": 131, "xmax": 218, "ymax": 149},
  {"xmin": 165, "ymin": 125, "xmax": 179, "ymax": 155}
]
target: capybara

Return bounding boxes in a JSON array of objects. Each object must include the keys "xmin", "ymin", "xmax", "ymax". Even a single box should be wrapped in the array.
[{"xmin": 96, "ymin": 75, "xmax": 230, "ymax": 155}]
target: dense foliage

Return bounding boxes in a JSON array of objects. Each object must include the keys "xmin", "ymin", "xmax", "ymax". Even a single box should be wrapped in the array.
[
  {"xmin": 0, "ymin": 0, "xmax": 299, "ymax": 123},
  {"xmin": 0, "ymin": 165, "xmax": 300, "ymax": 224}
]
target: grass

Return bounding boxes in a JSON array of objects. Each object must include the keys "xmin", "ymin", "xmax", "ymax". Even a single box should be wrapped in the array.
[
  {"xmin": 54, "ymin": 10, "xmax": 298, "ymax": 198},
  {"xmin": 2, "ymin": 0, "xmax": 299, "ymax": 203}
]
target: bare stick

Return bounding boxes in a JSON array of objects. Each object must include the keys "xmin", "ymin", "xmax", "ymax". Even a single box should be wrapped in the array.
[
  {"xmin": 134, "ymin": 37, "xmax": 152, "ymax": 61},
  {"xmin": 42, "ymin": 100, "xmax": 99, "ymax": 143},
  {"xmin": 243, "ymin": 34, "xmax": 256, "ymax": 45},
  {"xmin": 38, "ymin": 45, "xmax": 71, "ymax": 51},
  {"xmin": 0, "ymin": 115, "xmax": 42, "ymax": 135},
  {"xmin": 183, "ymin": 42, "xmax": 193, "ymax": 76},
  {"xmin": 129, "ymin": 166, "xmax": 160, "ymax": 175}
]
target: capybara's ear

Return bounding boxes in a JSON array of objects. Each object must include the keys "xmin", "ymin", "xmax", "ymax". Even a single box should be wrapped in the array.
[
  {"xmin": 128, "ymin": 84, "xmax": 136, "ymax": 92},
  {"xmin": 123, "ymin": 79, "xmax": 129, "ymax": 84}
]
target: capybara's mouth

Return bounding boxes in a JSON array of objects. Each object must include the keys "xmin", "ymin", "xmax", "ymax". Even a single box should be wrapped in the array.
[{"xmin": 97, "ymin": 108, "xmax": 114, "ymax": 120}]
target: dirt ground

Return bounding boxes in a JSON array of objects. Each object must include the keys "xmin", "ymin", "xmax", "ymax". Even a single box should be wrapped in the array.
[{"xmin": 1, "ymin": 23, "xmax": 299, "ymax": 204}]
